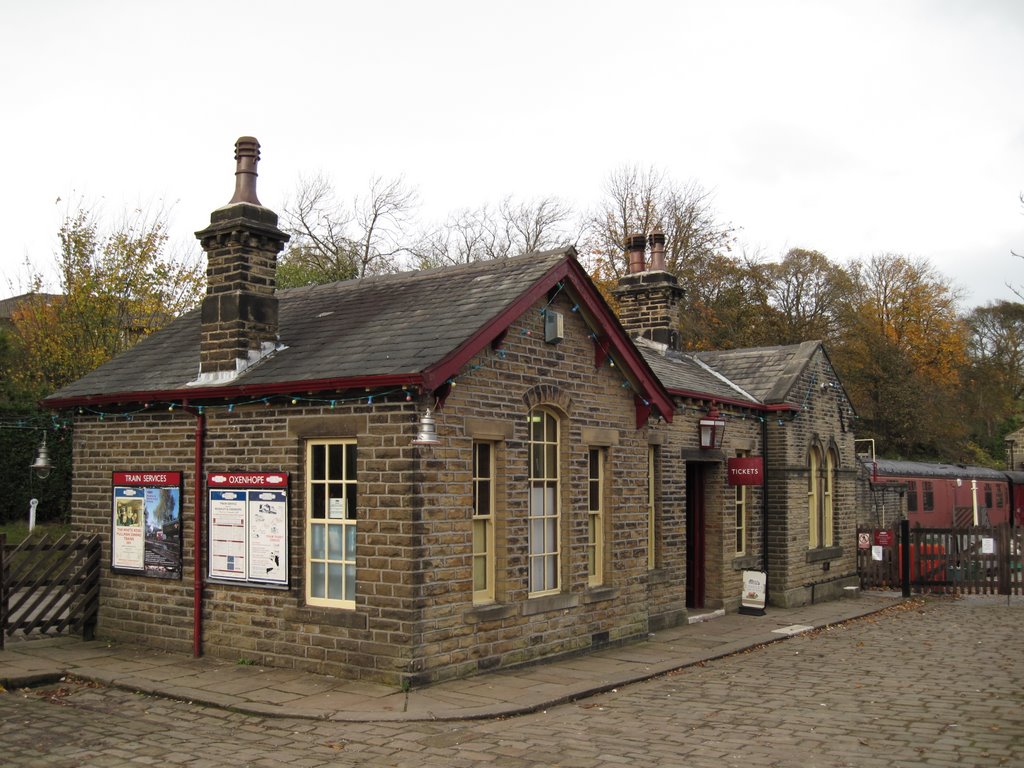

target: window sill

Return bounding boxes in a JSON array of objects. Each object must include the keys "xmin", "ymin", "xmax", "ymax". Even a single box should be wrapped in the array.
[
  {"xmin": 285, "ymin": 605, "xmax": 367, "ymax": 629},
  {"xmin": 806, "ymin": 546, "xmax": 843, "ymax": 563},
  {"xmin": 522, "ymin": 592, "xmax": 579, "ymax": 616},
  {"xmin": 464, "ymin": 603, "xmax": 517, "ymax": 624},
  {"xmin": 731, "ymin": 555, "xmax": 761, "ymax": 571}
]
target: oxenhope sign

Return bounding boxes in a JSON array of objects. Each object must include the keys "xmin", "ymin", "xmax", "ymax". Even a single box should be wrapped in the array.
[{"xmin": 727, "ymin": 456, "xmax": 763, "ymax": 486}]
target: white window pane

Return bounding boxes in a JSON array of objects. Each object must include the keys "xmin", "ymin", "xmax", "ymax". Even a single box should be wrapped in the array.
[
  {"xmin": 545, "ymin": 518, "xmax": 557, "ymax": 549},
  {"xmin": 328, "ymin": 563, "xmax": 344, "ymax": 600},
  {"xmin": 545, "ymin": 555, "xmax": 557, "ymax": 589},
  {"xmin": 530, "ymin": 486, "xmax": 545, "ymax": 516},
  {"xmin": 345, "ymin": 524, "xmax": 356, "ymax": 559},
  {"xmin": 344, "ymin": 564, "xmax": 356, "ymax": 601},
  {"xmin": 328, "ymin": 524, "xmax": 344, "ymax": 560},
  {"xmin": 544, "ymin": 486, "xmax": 556, "ymax": 515},
  {"xmin": 311, "ymin": 562, "xmax": 326, "ymax": 598},
  {"xmin": 310, "ymin": 524, "xmax": 325, "ymax": 559},
  {"xmin": 530, "ymin": 557, "xmax": 544, "ymax": 590},
  {"xmin": 530, "ymin": 519, "xmax": 544, "ymax": 553}
]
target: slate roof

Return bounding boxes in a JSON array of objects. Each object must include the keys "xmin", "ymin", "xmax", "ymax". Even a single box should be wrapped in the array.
[
  {"xmin": 694, "ymin": 341, "xmax": 822, "ymax": 405},
  {"xmin": 43, "ymin": 249, "xmax": 676, "ymax": 424},
  {"xmin": 634, "ymin": 338, "xmax": 759, "ymax": 407},
  {"xmin": 45, "ymin": 250, "xmax": 571, "ymax": 404}
]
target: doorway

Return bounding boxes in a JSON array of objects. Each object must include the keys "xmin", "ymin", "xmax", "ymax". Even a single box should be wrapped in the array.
[{"xmin": 686, "ymin": 462, "xmax": 706, "ymax": 609}]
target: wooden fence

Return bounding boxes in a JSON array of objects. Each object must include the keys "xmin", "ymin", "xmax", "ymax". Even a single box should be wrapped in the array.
[
  {"xmin": 858, "ymin": 523, "xmax": 1023, "ymax": 596},
  {"xmin": 0, "ymin": 532, "xmax": 101, "ymax": 649}
]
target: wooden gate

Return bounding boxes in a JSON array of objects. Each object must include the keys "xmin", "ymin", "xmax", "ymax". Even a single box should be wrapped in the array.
[
  {"xmin": 0, "ymin": 532, "xmax": 101, "ymax": 649},
  {"xmin": 858, "ymin": 524, "xmax": 1023, "ymax": 596}
]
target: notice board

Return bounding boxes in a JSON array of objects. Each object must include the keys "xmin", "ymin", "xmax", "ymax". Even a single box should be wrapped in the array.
[
  {"xmin": 207, "ymin": 472, "xmax": 289, "ymax": 587},
  {"xmin": 111, "ymin": 471, "xmax": 183, "ymax": 579}
]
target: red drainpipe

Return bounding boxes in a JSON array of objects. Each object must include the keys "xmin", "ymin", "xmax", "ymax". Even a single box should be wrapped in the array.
[{"xmin": 193, "ymin": 406, "xmax": 205, "ymax": 657}]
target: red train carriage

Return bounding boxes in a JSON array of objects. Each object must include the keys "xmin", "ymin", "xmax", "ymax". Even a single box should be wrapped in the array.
[
  {"xmin": 1007, "ymin": 471, "xmax": 1024, "ymax": 528},
  {"xmin": 870, "ymin": 459, "xmax": 1016, "ymax": 528}
]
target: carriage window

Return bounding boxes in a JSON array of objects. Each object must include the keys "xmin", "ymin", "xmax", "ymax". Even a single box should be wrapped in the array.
[
  {"xmin": 906, "ymin": 481, "xmax": 918, "ymax": 513},
  {"xmin": 984, "ymin": 484, "xmax": 993, "ymax": 509},
  {"xmin": 996, "ymin": 485, "xmax": 1004, "ymax": 508},
  {"xmin": 922, "ymin": 481, "xmax": 934, "ymax": 512}
]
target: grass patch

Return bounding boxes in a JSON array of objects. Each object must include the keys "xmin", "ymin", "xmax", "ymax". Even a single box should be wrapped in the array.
[{"xmin": 0, "ymin": 521, "xmax": 72, "ymax": 547}]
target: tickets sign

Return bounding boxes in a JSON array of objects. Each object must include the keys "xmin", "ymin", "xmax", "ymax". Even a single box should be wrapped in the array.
[{"xmin": 727, "ymin": 456, "xmax": 763, "ymax": 486}]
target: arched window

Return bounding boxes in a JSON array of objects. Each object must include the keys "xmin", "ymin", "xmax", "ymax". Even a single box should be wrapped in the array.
[
  {"xmin": 808, "ymin": 447, "xmax": 821, "ymax": 548},
  {"xmin": 808, "ymin": 444, "xmax": 837, "ymax": 548},
  {"xmin": 823, "ymin": 448, "xmax": 836, "ymax": 547},
  {"xmin": 528, "ymin": 408, "xmax": 560, "ymax": 595}
]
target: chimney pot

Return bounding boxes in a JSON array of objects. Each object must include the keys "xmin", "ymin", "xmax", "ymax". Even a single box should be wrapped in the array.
[
  {"xmin": 228, "ymin": 136, "xmax": 262, "ymax": 206},
  {"xmin": 649, "ymin": 231, "xmax": 667, "ymax": 271},
  {"xmin": 625, "ymin": 233, "xmax": 647, "ymax": 274}
]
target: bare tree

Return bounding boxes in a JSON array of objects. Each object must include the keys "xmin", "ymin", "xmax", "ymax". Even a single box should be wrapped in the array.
[
  {"xmin": 280, "ymin": 173, "xmax": 418, "ymax": 286},
  {"xmin": 353, "ymin": 175, "xmax": 419, "ymax": 277},
  {"xmin": 411, "ymin": 195, "xmax": 580, "ymax": 269},
  {"xmin": 586, "ymin": 165, "xmax": 736, "ymax": 279}
]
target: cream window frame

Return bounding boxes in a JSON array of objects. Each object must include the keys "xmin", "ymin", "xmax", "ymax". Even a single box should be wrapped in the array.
[
  {"xmin": 587, "ymin": 447, "xmax": 605, "ymax": 587},
  {"xmin": 472, "ymin": 441, "xmax": 496, "ymax": 603},
  {"xmin": 527, "ymin": 408, "xmax": 560, "ymax": 596},
  {"xmin": 647, "ymin": 445, "xmax": 657, "ymax": 570},
  {"xmin": 305, "ymin": 439, "xmax": 358, "ymax": 609},
  {"xmin": 808, "ymin": 446, "xmax": 821, "ymax": 548},
  {"xmin": 735, "ymin": 451, "xmax": 748, "ymax": 556}
]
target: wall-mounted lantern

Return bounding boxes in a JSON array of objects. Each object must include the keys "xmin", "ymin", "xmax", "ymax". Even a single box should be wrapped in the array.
[
  {"xmin": 412, "ymin": 408, "xmax": 441, "ymax": 446},
  {"xmin": 30, "ymin": 434, "xmax": 52, "ymax": 479},
  {"xmin": 698, "ymin": 405, "xmax": 726, "ymax": 450}
]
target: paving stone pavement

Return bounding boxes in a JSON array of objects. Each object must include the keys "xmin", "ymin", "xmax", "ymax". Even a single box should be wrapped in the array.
[
  {"xmin": 0, "ymin": 593, "xmax": 898, "ymax": 721},
  {"xmin": 0, "ymin": 593, "xmax": 1022, "ymax": 766}
]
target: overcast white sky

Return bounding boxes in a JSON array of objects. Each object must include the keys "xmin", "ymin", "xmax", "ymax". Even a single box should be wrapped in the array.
[{"xmin": 2, "ymin": 0, "xmax": 1022, "ymax": 309}]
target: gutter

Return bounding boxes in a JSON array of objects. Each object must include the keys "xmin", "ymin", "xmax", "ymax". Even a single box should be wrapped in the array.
[
  {"xmin": 42, "ymin": 373, "xmax": 425, "ymax": 411},
  {"xmin": 193, "ymin": 404, "xmax": 205, "ymax": 658}
]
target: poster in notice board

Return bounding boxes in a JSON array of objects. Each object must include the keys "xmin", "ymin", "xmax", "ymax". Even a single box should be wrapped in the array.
[
  {"xmin": 111, "ymin": 471, "xmax": 182, "ymax": 579},
  {"xmin": 207, "ymin": 472, "xmax": 289, "ymax": 587}
]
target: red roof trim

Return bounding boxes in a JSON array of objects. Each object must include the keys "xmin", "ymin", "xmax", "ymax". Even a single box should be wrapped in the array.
[
  {"xmin": 421, "ymin": 254, "xmax": 674, "ymax": 424},
  {"xmin": 42, "ymin": 373, "xmax": 425, "ymax": 410}
]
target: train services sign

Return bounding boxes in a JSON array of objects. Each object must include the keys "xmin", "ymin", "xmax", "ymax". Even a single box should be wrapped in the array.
[
  {"xmin": 111, "ymin": 471, "xmax": 183, "ymax": 579},
  {"xmin": 727, "ymin": 456, "xmax": 763, "ymax": 486}
]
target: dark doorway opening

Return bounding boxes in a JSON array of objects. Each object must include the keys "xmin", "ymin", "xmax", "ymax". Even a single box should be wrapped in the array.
[{"xmin": 686, "ymin": 462, "xmax": 706, "ymax": 609}]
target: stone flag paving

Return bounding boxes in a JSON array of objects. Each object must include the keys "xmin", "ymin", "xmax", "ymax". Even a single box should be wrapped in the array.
[{"xmin": 0, "ymin": 593, "xmax": 902, "ymax": 721}]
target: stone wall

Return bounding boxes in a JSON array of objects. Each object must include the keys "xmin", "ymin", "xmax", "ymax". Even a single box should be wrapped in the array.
[
  {"xmin": 763, "ymin": 348, "xmax": 859, "ymax": 607},
  {"xmin": 68, "ymin": 291, "xmax": 712, "ymax": 685}
]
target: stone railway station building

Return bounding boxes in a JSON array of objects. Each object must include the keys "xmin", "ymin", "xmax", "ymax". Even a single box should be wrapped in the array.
[{"xmin": 44, "ymin": 138, "xmax": 859, "ymax": 686}]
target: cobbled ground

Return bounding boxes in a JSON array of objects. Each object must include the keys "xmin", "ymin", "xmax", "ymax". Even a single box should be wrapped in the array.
[{"xmin": 1, "ymin": 596, "xmax": 1021, "ymax": 767}]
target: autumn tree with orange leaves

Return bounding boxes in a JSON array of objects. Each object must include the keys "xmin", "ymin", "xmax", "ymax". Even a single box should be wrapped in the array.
[
  {"xmin": 832, "ymin": 253, "xmax": 968, "ymax": 459},
  {"xmin": 8, "ymin": 205, "xmax": 204, "ymax": 397}
]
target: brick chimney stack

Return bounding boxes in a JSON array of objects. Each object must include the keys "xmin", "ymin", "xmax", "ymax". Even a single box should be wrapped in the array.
[
  {"xmin": 613, "ymin": 231, "xmax": 684, "ymax": 350},
  {"xmin": 194, "ymin": 137, "xmax": 289, "ymax": 383}
]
